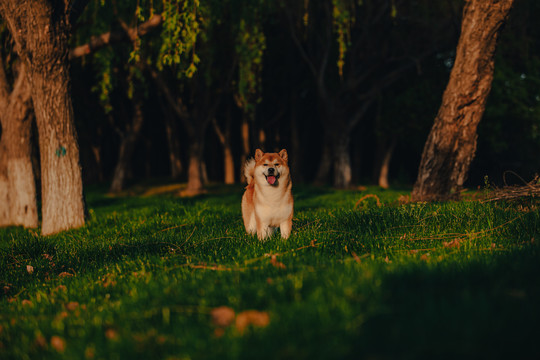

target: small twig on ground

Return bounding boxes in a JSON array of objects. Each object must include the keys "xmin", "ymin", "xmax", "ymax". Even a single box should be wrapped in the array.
[
  {"xmin": 354, "ymin": 194, "xmax": 381, "ymax": 209},
  {"xmin": 483, "ymin": 174, "xmax": 540, "ymax": 203}
]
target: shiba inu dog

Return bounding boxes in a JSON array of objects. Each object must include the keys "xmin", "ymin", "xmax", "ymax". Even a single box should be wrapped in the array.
[{"xmin": 242, "ymin": 149, "xmax": 293, "ymax": 240}]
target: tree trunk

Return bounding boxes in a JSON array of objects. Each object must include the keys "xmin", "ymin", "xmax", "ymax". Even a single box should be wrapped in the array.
[
  {"xmin": 332, "ymin": 132, "xmax": 352, "ymax": 189},
  {"xmin": 375, "ymin": 139, "xmax": 396, "ymax": 189},
  {"xmin": 412, "ymin": 0, "xmax": 514, "ymax": 201},
  {"xmin": 223, "ymin": 145, "xmax": 235, "ymax": 184},
  {"xmin": 109, "ymin": 100, "xmax": 144, "ymax": 193},
  {"xmin": 0, "ymin": 58, "xmax": 37, "ymax": 227},
  {"xmin": 3, "ymin": 64, "xmax": 38, "ymax": 227},
  {"xmin": 0, "ymin": 0, "xmax": 86, "ymax": 235},
  {"xmin": 182, "ymin": 139, "xmax": 206, "ymax": 196},
  {"xmin": 0, "ymin": 135, "xmax": 9, "ymax": 226},
  {"xmin": 290, "ymin": 110, "xmax": 304, "ymax": 183},
  {"xmin": 240, "ymin": 116, "xmax": 250, "ymax": 183},
  {"xmin": 314, "ymin": 136, "xmax": 332, "ymax": 186},
  {"xmin": 161, "ymin": 99, "xmax": 183, "ymax": 179}
]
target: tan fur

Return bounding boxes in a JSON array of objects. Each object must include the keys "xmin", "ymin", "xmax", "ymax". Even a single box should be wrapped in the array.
[{"xmin": 242, "ymin": 149, "xmax": 293, "ymax": 240}]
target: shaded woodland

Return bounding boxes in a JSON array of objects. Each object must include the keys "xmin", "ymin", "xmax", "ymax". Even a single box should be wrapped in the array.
[{"xmin": 1, "ymin": 0, "xmax": 539, "ymax": 234}]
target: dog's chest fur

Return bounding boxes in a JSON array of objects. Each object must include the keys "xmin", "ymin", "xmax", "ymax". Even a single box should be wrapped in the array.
[{"xmin": 253, "ymin": 183, "xmax": 292, "ymax": 226}]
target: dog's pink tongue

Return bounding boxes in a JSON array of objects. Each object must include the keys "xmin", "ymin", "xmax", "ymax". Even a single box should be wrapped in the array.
[{"xmin": 267, "ymin": 176, "xmax": 276, "ymax": 185}]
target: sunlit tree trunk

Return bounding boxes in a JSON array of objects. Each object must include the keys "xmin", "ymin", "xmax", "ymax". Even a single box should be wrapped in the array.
[
  {"xmin": 0, "ymin": 0, "xmax": 86, "ymax": 235},
  {"xmin": 183, "ymin": 139, "xmax": 205, "ymax": 196},
  {"xmin": 412, "ymin": 0, "xmax": 514, "ymax": 201},
  {"xmin": 240, "ymin": 116, "xmax": 250, "ymax": 183},
  {"xmin": 375, "ymin": 139, "xmax": 396, "ymax": 189},
  {"xmin": 212, "ymin": 115, "xmax": 235, "ymax": 184},
  {"xmin": 0, "ymin": 137, "xmax": 9, "ymax": 226},
  {"xmin": 1, "ymin": 64, "xmax": 38, "ymax": 227}
]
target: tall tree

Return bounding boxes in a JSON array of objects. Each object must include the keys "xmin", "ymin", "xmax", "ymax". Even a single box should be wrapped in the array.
[
  {"xmin": 0, "ymin": 57, "xmax": 38, "ymax": 228},
  {"xmin": 412, "ymin": 0, "xmax": 514, "ymax": 201},
  {"xmin": 0, "ymin": 0, "xmax": 87, "ymax": 235},
  {"xmin": 285, "ymin": 0, "xmax": 452, "ymax": 188}
]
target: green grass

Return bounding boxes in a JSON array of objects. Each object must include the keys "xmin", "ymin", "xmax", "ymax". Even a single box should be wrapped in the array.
[{"xmin": 1, "ymin": 184, "xmax": 539, "ymax": 359}]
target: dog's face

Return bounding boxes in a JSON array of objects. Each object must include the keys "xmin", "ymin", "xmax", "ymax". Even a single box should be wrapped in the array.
[{"xmin": 253, "ymin": 149, "xmax": 289, "ymax": 187}]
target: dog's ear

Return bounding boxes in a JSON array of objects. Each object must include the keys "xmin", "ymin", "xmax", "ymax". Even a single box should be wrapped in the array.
[
  {"xmin": 255, "ymin": 149, "xmax": 264, "ymax": 161},
  {"xmin": 278, "ymin": 149, "xmax": 288, "ymax": 162}
]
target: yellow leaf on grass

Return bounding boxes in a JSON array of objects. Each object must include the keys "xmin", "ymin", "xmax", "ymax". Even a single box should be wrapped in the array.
[
  {"xmin": 211, "ymin": 306, "xmax": 236, "ymax": 327},
  {"xmin": 66, "ymin": 302, "xmax": 79, "ymax": 311},
  {"xmin": 26, "ymin": 265, "xmax": 34, "ymax": 274},
  {"xmin": 235, "ymin": 310, "xmax": 270, "ymax": 334},
  {"xmin": 443, "ymin": 238, "xmax": 462, "ymax": 248},
  {"xmin": 51, "ymin": 336, "xmax": 66, "ymax": 352},
  {"xmin": 270, "ymin": 255, "xmax": 286, "ymax": 269}
]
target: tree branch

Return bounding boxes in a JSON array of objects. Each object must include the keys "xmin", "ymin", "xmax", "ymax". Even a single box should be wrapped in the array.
[{"xmin": 69, "ymin": 14, "xmax": 163, "ymax": 59}]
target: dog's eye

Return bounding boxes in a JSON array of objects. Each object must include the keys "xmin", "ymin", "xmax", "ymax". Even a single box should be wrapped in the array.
[
  {"xmin": 263, "ymin": 164, "xmax": 268, "ymax": 167},
  {"xmin": 274, "ymin": 164, "xmax": 279, "ymax": 167}
]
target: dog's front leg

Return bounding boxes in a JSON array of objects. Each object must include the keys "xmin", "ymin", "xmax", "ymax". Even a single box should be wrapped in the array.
[
  {"xmin": 256, "ymin": 218, "xmax": 272, "ymax": 240},
  {"xmin": 280, "ymin": 219, "xmax": 292, "ymax": 239}
]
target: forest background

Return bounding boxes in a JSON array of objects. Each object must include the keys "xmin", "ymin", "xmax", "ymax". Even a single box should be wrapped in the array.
[{"xmin": 1, "ymin": 0, "xmax": 539, "ymax": 216}]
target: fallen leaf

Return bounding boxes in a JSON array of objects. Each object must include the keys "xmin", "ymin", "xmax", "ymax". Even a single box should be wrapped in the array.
[
  {"xmin": 34, "ymin": 334, "xmax": 47, "ymax": 349},
  {"xmin": 22, "ymin": 299, "xmax": 32, "ymax": 307},
  {"xmin": 270, "ymin": 255, "xmax": 286, "ymax": 269},
  {"xmin": 102, "ymin": 277, "xmax": 116, "ymax": 288},
  {"xmin": 384, "ymin": 256, "xmax": 391, "ymax": 263},
  {"xmin": 420, "ymin": 253, "xmax": 429, "ymax": 261},
  {"xmin": 66, "ymin": 302, "xmax": 79, "ymax": 311},
  {"xmin": 351, "ymin": 251, "xmax": 361, "ymax": 263},
  {"xmin": 26, "ymin": 265, "xmax": 34, "ymax": 274},
  {"xmin": 58, "ymin": 272, "xmax": 73, "ymax": 278},
  {"xmin": 85, "ymin": 346, "xmax": 96, "ymax": 359},
  {"xmin": 55, "ymin": 285, "xmax": 67, "ymax": 292},
  {"xmin": 235, "ymin": 310, "xmax": 270, "ymax": 334},
  {"xmin": 211, "ymin": 306, "xmax": 235, "ymax": 327},
  {"xmin": 50, "ymin": 336, "xmax": 66, "ymax": 353},
  {"xmin": 443, "ymin": 238, "xmax": 462, "ymax": 248},
  {"xmin": 105, "ymin": 328, "xmax": 119, "ymax": 340},
  {"xmin": 214, "ymin": 327, "xmax": 225, "ymax": 338},
  {"xmin": 57, "ymin": 311, "xmax": 68, "ymax": 320}
]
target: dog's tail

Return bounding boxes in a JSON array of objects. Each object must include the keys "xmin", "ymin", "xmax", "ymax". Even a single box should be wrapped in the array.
[{"xmin": 243, "ymin": 158, "xmax": 256, "ymax": 185}]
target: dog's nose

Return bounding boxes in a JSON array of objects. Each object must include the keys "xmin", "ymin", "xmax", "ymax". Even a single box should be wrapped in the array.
[{"xmin": 268, "ymin": 167, "xmax": 275, "ymax": 175}]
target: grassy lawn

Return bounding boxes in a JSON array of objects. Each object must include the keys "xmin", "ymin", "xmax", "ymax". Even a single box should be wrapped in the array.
[{"xmin": 1, "ymin": 184, "xmax": 539, "ymax": 359}]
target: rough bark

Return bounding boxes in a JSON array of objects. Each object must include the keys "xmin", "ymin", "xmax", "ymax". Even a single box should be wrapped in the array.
[
  {"xmin": 0, "ymin": 132, "xmax": 9, "ymax": 226},
  {"xmin": 0, "ymin": 0, "xmax": 86, "ymax": 235},
  {"xmin": 1, "ymin": 63, "xmax": 38, "ymax": 227},
  {"xmin": 412, "ymin": 0, "xmax": 514, "ymax": 201},
  {"xmin": 109, "ymin": 100, "xmax": 144, "ymax": 193}
]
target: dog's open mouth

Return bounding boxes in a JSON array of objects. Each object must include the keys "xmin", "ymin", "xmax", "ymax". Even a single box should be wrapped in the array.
[{"xmin": 265, "ymin": 174, "xmax": 280, "ymax": 185}]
